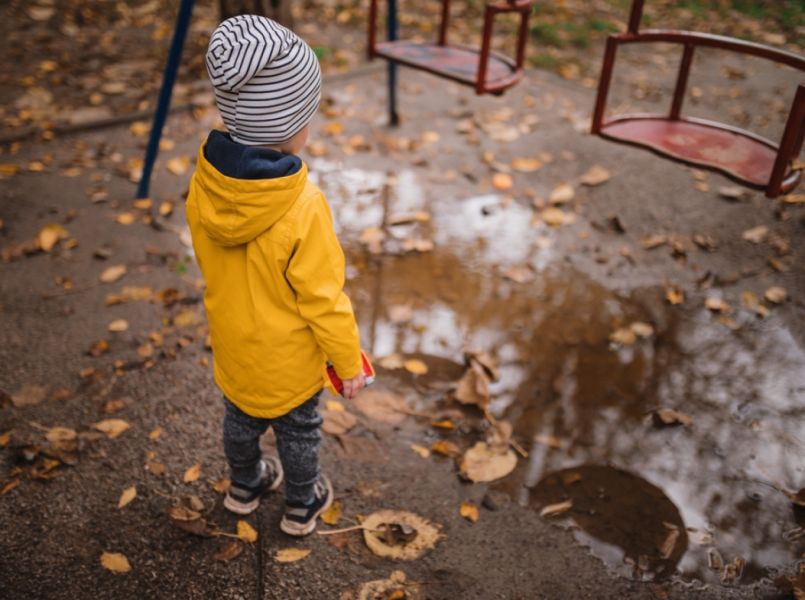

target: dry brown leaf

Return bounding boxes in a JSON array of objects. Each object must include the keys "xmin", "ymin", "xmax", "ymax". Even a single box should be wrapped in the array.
[
  {"xmin": 651, "ymin": 408, "xmax": 693, "ymax": 427},
  {"xmin": 321, "ymin": 500, "xmax": 342, "ymax": 526},
  {"xmin": 1, "ymin": 479, "xmax": 20, "ymax": 495},
  {"xmin": 100, "ymin": 552, "xmax": 131, "ymax": 573},
  {"xmin": 630, "ymin": 322, "xmax": 654, "ymax": 338},
  {"xmin": 549, "ymin": 183, "xmax": 575, "ymax": 204},
  {"xmin": 275, "ymin": 548, "xmax": 312, "ymax": 563},
  {"xmin": 459, "ymin": 501, "xmax": 479, "ymax": 523},
  {"xmin": 460, "ymin": 442, "xmax": 517, "ymax": 482},
  {"xmin": 511, "ymin": 157, "xmax": 542, "ymax": 173},
  {"xmin": 377, "ymin": 354, "xmax": 404, "ymax": 370},
  {"xmin": 742, "ymin": 225, "xmax": 768, "ymax": 244},
  {"xmin": 46, "ymin": 426, "xmax": 77, "ymax": 446},
  {"xmin": 362, "ymin": 510, "xmax": 440, "ymax": 560},
  {"xmin": 351, "ymin": 389, "xmax": 408, "ymax": 425},
  {"xmin": 115, "ymin": 212, "xmax": 136, "ymax": 226},
  {"xmin": 93, "ymin": 419, "xmax": 130, "ymax": 439},
  {"xmin": 214, "ymin": 541, "xmax": 243, "ymax": 561},
  {"xmin": 540, "ymin": 499, "xmax": 573, "ymax": 517},
  {"xmin": 166, "ymin": 156, "xmax": 190, "ymax": 176},
  {"xmin": 431, "ymin": 440, "xmax": 460, "ymax": 457},
  {"xmin": 718, "ymin": 186, "xmax": 747, "ymax": 200},
  {"xmin": 782, "ymin": 193, "xmax": 805, "ymax": 205},
  {"xmin": 764, "ymin": 286, "xmax": 787, "ymax": 304},
  {"xmin": 580, "ymin": 165, "xmax": 611, "ymax": 186},
  {"xmin": 118, "ymin": 486, "xmax": 137, "ymax": 509},
  {"xmin": 183, "ymin": 463, "xmax": 201, "ymax": 483},
  {"xmin": 148, "ymin": 426, "xmax": 163, "ymax": 441},
  {"xmin": 325, "ymin": 400, "xmax": 345, "ymax": 412},
  {"xmin": 609, "ymin": 327, "xmax": 636, "ymax": 346},
  {"xmin": 0, "ymin": 431, "xmax": 11, "ymax": 447},
  {"xmin": 322, "ymin": 409, "xmax": 357, "ymax": 435},
  {"xmin": 237, "ymin": 520, "xmax": 258, "ymax": 543},
  {"xmin": 704, "ymin": 297, "xmax": 731, "ymax": 313},
  {"xmin": 410, "ymin": 444, "xmax": 430, "ymax": 459},
  {"xmin": 503, "ymin": 265, "xmax": 535, "ymax": 284},
  {"xmin": 321, "ymin": 121, "xmax": 344, "ymax": 136},
  {"xmin": 658, "ymin": 523, "xmax": 680, "ymax": 559},
  {"xmin": 431, "ymin": 419, "xmax": 455, "ymax": 430},
  {"xmin": 99, "ymin": 265, "xmax": 127, "ymax": 283},
  {"xmin": 454, "ymin": 362, "xmax": 490, "ymax": 408},
  {"xmin": 541, "ymin": 207, "xmax": 567, "ymax": 227},
  {"xmin": 11, "ymin": 384, "xmax": 47, "ymax": 407},
  {"xmin": 492, "ymin": 173, "xmax": 513, "ymax": 191},
  {"xmin": 107, "ymin": 319, "xmax": 129, "ymax": 332},
  {"xmin": 665, "ymin": 287, "xmax": 685, "ymax": 305},
  {"xmin": 159, "ymin": 201, "xmax": 174, "ymax": 217},
  {"xmin": 38, "ymin": 224, "xmax": 69, "ymax": 252}
]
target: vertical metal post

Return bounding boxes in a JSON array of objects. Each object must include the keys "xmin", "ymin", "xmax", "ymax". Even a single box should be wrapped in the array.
[
  {"xmin": 438, "ymin": 0, "xmax": 450, "ymax": 46},
  {"xmin": 387, "ymin": 0, "xmax": 399, "ymax": 126},
  {"xmin": 767, "ymin": 84, "xmax": 805, "ymax": 198},
  {"xmin": 136, "ymin": 0, "xmax": 195, "ymax": 199},
  {"xmin": 627, "ymin": 0, "xmax": 644, "ymax": 34},
  {"xmin": 669, "ymin": 44, "xmax": 694, "ymax": 120},
  {"xmin": 476, "ymin": 3, "xmax": 495, "ymax": 94},
  {"xmin": 591, "ymin": 37, "xmax": 618, "ymax": 134}
]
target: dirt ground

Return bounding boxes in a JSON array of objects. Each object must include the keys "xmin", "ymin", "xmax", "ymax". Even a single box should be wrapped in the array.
[{"xmin": 1, "ymin": 2, "xmax": 804, "ymax": 600}]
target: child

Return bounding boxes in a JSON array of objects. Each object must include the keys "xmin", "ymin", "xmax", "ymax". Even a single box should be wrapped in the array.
[{"xmin": 185, "ymin": 15, "xmax": 365, "ymax": 536}]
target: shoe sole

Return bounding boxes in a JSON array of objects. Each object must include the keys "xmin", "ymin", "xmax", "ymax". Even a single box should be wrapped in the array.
[
  {"xmin": 279, "ymin": 476, "xmax": 333, "ymax": 537},
  {"xmin": 223, "ymin": 457, "xmax": 284, "ymax": 516}
]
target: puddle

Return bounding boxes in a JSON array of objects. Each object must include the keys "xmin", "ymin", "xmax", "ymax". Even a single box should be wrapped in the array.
[{"xmin": 314, "ymin": 160, "xmax": 805, "ymax": 588}]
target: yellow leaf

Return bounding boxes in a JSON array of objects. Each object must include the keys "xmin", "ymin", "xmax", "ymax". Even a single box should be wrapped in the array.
[
  {"xmin": 410, "ymin": 444, "xmax": 430, "ymax": 458},
  {"xmin": 115, "ymin": 212, "xmax": 135, "ymax": 225},
  {"xmin": 541, "ymin": 207, "xmax": 566, "ymax": 227},
  {"xmin": 0, "ymin": 431, "xmax": 11, "ymax": 447},
  {"xmin": 459, "ymin": 501, "xmax": 479, "ymax": 523},
  {"xmin": 764, "ymin": 286, "xmax": 787, "ymax": 304},
  {"xmin": 118, "ymin": 486, "xmax": 137, "ymax": 509},
  {"xmin": 99, "ymin": 264, "xmax": 127, "ymax": 283},
  {"xmin": 431, "ymin": 440, "xmax": 460, "ymax": 457},
  {"xmin": 0, "ymin": 163, "xmax": 20, "ymax": 176},
  {"xmin": 166, "ymin": 156, "xmax": 191, "ymax": 176},
  {"xmin": 133, "ymin": 198, "xmax": 152, "ymax": 210},
  {"xmin": 549, "ymin": 183, "xmax": 575, "ymax": 204},
  {"xmin": 129, "ymin": 121, "xmax": 150, "ymax": 137},
  {"xmin": 45, "ymin": 426, "xmax": 77, "ymax": 445},
  {"xmin": 212, "ymin": 478, "xmax": 231, "ymax": 493},
  {"xmin": 403, "ymin": 359, "xmax": 428, "ymax": 375},
  {"xmin": 107, "ymin": 319, "xmax": 129, "ymax": 332},
  {"xmin": 321, "ymin": 500, "xmax": 342, "ymax": 525},
  {"xmin": 665, "ymin": 287, "xmax": 685, "ymax": 305},
  {"xmin": 1, "ymin": 479, "xmax": 20, "ymax": 495},
  {"xmin": 237, "ymin": 520, "xmax": 258, "ymax": 543},
  {"xmin": 431, "ymin": 419, "xmax": 455, "ymax": 430},
  {"xmin": 580, "ymin": 165, "xmax": 611, "ymax": 187},
  {"xmin": 100, "ymin": 552, "xmax": 131, "ymax": 573},
  {"xmin": 511, "ymin": 157, "xmax": 542, "ymax": 173},
  {"xmin": 275, "ymin": 548, "xmax": 311, "ymax": 563},
  {"xmin": 148, "ymin": 426, "xmax": 163, "ymax": 441},
  {"xmin": 492, "ymin": 172, "xmax": 513, "ymax": 191},
  {"xmin": 159, "ymin": 201, "xmax": 174, "ymax": 217},
  {"xmin": 93, "ymin": 419, "xmax": 131, "ymax": 439},
  {"xmin": 321, "ymin": 121, "xmax": 344, "ymax": 136},
  {"xmin": 183, "ymin": 463, "xmax": 201, "ymax": 483},
  {"xmin": 173, "ymin": 308, "xmax": 201, "ymax": 328},
  {"xmin": 325, "ymin": 400, "xmax": 345, "ymax": 412},
  {"xmin": 37, "ymin": 223, "xmax": 69, "ymax": 251}
]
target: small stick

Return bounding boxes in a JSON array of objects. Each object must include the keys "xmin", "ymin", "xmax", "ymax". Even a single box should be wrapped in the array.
[
  {"xmin": 211, "ymin": 531, "xmax": 242, "ymax": 540},
  {"xmin": 316, "ymin": 524, "xmax": 366, "ymax": 536}
]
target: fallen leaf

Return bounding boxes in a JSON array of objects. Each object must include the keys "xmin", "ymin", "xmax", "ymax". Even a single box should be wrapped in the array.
[
  {"xmin": 460, "ymin": 442, "xmax": 517, "ymax": 482},
  {"xmin": 275, "ymin": 548, "xmax": 312, "ymax": 563},
  {"xmin": 704, "ymin": 297, "xmax": 730, "ymax": 313},
  {"xmin": 549, "ymin": 183, "xmax": 575, "ymax": 204},
  {"xmin": 492, "ymin": 173, "xmax": 514, "ymax": 191},
  {"xmin": 146, "ymin": 460, "xmax": 166, "ymax": 476},
  {"xmin": 99, "ymin": 265, "xmax": 127, "ymax": 283},
  {"xmin": 214, "ymin": 541, "xmax": 243, "ymax": 561},
  {"xmin": 166, "ymin": 156, "xmax": 191, "ymax": 176},
  {"xmin": 115, "ymin": 212, "xmax": 136, "ymax": 226},
  {"xmin": 45, "ymin": 426, "xmax": 77, "ymax": 446},
  {"xmin": 609, "ymin": 327, "xmax": 636, "ymax": 346},
  {"xmin": 93, "ymin": 419, "xmax": 130, "ymax": 439},
  {"xmin": 321, "ymin": 500, "xmax": 342, "ymax": 525},
  {"xmin": 237, "ymin": 520, "xmax": 258, "ymax": 543},
  {"xmin": 118, "ymin": 486, "xmax": 137, "ymax": 509},
  {"xmin": 183, "ymin": 463, "xmax": 201, "ymax": 483},
  {"xmin": 630, "ymin": 321, "xmax": 654, "ymax": 338},
  {"xmin": 325, "ymin": 400, "xmax": 345, "ymax": 412},
  {"xmin": 38, "ymin": 224, "xmax": 69, "ymax": 252},
  {"xmin": 782, "ymin": 193, "xmax": 805, "ymax": 205},
  {"xmin": 321, "ymin": 121, "xmax": 344, "ymax": 136},
  {"xmin": 658, "ymin": 523, "xmax": 680, "ymax": 559},
  {"xmin": 540, "ymin": 499, "xmax": 573, "ymax": 517},
  {"xmin": 359, "ymin": 226, "xmax": 386, "ymax": 254},
  {"xmin": 580, "ymin": 165, "xmax": 611, "ymax": 186},
  {"xmin": 362, "ymin": 510, "xmax": 440, "ymax": 560},
  {"xmin": 351, "ymin": 388, "xmax": 408, "ymax": 425},
  {"xmin": 410, "ymin": 444, "xmax": 430, "ymax": 459},
  {"xmin": 718, "ymin": 186, "xmax": 747, "ymax": 200},
  {"xmin": 541, "ymin": 207, "xmax": 567, "ymax": 227},
  {"xmin": 1, "ymin": 479, "xmax": 21, "ymax": 495},
  {"xmin": 11, "ymin": 384, "xmax": 47, "ymax": 407},
  {"xmin": 460, "ymin": 501, "xmax": 479, "ymax": 523},
  {"xmin": 212, "ymin": 478, "xmax": 230, "ymax": 493},
  {"xmin": 764, "ymin": 286, "xmax": 787, "ymax": 304},
  {"xmin": 88, "ymin": 339, "xmax": 110, "ymax": 357},
  {"xmin": 511, "ymin": 157, "xmax": 542, "ymax": 172},
  {"xmin": 108, "ymin": 319, "xmax": 129, "ymax": 332},
  {"xmin": 454, "ymin": 362, "xmax": 490, "ymax": 408},
  {"xmin": 651, "ymin": 408, "xmax": 693, "ymax": 427},
  {"xmin": 148, "ymin": 426, "xmax": 163, "ymax": 441},
  {"xmin": 322, "ymin": 409, "xmax": 357, "ymax": 435},
  {"xmin": 173, "ymin": 308, "xmax": 201, "ymax": 328},
  {"xmin": 0, "ymin": 431, "xmax": 11, "ymax": 447},
  {"xmin": 159, "ymin": 201, "xmax": 174, "ymax": 217},
  {"xmin": 430, "ymin": 440, "xmax": 460, "ymax": 457},
  {"xmin": 377, "ymin": 354, "xmax": 404, "ymax": 370},
  {"xmin": 503, "ymin": 265, "xmax": 535, "ymax": 284},
  {"xmin": 403, "ymin": 359, "xmax": 428, "ymax": 375},
  {"xmin": 401, "ymin": 238, "xmax": 434, "ymax": 253},
  {"xmin": 431, "ymin": 419, "xmax": 455, "ymax": 430},
  {"xmin": 742, "ymin": 225, "xmax": 768, "ymax": 244},
  {"xmin": 100, "ymin": 552, "xmax": 131, "ymax": 573},
  {"xmin": 666, "ymin": 287, "xmax": 685, "ymax": 305}
]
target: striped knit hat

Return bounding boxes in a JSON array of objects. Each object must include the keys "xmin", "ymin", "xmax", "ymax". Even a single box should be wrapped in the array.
[{"xmin": 206, "ymin": 15, "xmax": 322, "ymax": 146}]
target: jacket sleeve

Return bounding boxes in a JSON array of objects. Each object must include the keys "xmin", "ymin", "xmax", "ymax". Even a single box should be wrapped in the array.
[{"xmin": 285, "ymin": 195, "xmax": 363, "ymax": 379}]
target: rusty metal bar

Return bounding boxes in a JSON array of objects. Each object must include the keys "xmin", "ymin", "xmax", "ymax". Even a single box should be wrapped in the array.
[
  {"xmin": 438, "ymin": 0, "xmax": 451, "ymax": 46},
  {"xmin": 476, "ymin": 2, "xmax": 495, "ymax": 94},
  {"xmin": 767, "ymin": 85, "xmax": 805, "ymax": 197},
  {"xmin": 591, "ymin": 37, "xmax": 619, "ymax": 134},
  {"xmin": 515, "ymin": 3, "xmax": 530, "ymax": 69},
  {"xmin": 627, "ymin": 0, "xmax": 645, "ymax": 34},
  {"xmin": 670, "ymin": 43, "xmax": 695, "ymax": 120},
  {"xmin": 368, "ymin": 0, "xmax": 378, "ymax": 59}
]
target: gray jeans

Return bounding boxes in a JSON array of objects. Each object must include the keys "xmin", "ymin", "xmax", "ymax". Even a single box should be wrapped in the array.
[{"xmin": 223, "ymin": 392, "xmax": 322, "ymax": 505}]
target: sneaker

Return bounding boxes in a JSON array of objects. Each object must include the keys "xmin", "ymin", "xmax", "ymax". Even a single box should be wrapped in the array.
[
  {"xmin": 223, "ymin": 456, "xmax": 284, "ymax": 515},
  {"xmin": 279, "ymin": 475, "xmax": 333, "ymax": 537}
]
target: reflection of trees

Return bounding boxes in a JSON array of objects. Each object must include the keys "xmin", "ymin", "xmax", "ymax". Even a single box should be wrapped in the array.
[{"xmin": 351, "ymin": 249, "xmax": 805, "ymax": 582}]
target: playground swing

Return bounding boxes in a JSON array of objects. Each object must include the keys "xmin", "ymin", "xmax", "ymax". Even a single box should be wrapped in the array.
[
  {"xmin": 591, "ymin": 0, "xmax": 805, "ymax": 198},
  {"xmin": 367, "ymin": 0, "xmax": 535, "ymax": 125}
]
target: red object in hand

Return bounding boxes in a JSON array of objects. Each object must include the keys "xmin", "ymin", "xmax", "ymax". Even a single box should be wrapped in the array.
[{"xmin": 326, "ymin": 351, "xmax": 375, "ymax": 397}]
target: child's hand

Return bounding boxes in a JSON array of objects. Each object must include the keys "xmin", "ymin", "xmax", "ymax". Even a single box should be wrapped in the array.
[{"xmin": 342, "ymin": 373, "xmax": 366, "ymax": 399}]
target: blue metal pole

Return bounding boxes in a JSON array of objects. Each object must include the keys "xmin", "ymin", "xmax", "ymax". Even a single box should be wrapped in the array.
[
  {"xmin": 136, "ymin": 0, "xmax": 195, "ymax": 199},
  {"xmin": 387, "ymin": 0, "xmax": 399, "ymax": 126}
]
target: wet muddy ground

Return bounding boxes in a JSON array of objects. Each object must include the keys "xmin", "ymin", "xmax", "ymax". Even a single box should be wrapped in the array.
[{"xmin": 1, "ymin": 38, "xmax": 804, "ymax": 600}]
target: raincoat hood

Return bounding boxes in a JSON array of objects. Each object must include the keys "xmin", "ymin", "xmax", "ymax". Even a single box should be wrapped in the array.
[{"xmin": 193, "ymin": 130, "xmax": 307, "ymax": 246}]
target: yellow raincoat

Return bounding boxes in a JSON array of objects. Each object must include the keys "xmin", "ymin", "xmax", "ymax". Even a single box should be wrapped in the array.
[{"xmin": 185, "ymin": 137, "xmax": 362, "ymax": 418}]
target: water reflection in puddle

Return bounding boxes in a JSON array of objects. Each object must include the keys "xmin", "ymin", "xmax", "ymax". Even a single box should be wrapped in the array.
[{"xmin": 313, "ymin": 160, "xmax": 805, "ymax": 587}]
